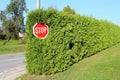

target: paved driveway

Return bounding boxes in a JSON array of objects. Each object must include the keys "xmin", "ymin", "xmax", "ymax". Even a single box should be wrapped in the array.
[{"xmin": 0, "ymin": 53, "xmax": 26, "ymax": 80}]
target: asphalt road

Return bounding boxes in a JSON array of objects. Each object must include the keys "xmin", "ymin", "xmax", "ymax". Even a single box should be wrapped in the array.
[{"xmin": 0, "ymin": 53, "xmax": 25, "ymax": 72}]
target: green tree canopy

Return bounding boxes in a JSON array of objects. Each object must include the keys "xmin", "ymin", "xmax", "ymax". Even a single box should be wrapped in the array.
[
  {"xmin": 63, "ymin": 5, "xmax": 76, "ymax": 14},
  {"xmin": 0, "ymin": 0, "xmax": 27, "ymax": 43}
]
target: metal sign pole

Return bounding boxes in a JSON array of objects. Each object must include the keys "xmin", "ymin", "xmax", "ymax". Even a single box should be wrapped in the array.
[{"xmin": 36, "ymin": 0, "xmax": 40, "ymax": 9}]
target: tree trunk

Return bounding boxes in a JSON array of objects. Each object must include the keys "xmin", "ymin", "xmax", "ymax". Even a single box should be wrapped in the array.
[{"xmin": 3, "ymin": 35, "xmax": 12, "ymax": 45}]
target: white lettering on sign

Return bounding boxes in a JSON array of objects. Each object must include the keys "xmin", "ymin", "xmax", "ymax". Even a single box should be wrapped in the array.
[{"xmin": 35, "ymin": 27, "xmax": 47, "ymax": 34}]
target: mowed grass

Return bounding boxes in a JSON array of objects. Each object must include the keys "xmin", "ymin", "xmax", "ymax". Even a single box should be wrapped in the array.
[
  {"xmin": 16, "ymin": 43, "xmax": 120, "ymax": 80},
  {"xmin": 0, "ymin": 40, "xmax": 25, "ymax": 54}
]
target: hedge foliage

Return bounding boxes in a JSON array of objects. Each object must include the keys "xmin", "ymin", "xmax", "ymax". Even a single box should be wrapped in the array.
[{"xmin": 26, "ymin": 9, "xmax": 120, "ymax": 74}]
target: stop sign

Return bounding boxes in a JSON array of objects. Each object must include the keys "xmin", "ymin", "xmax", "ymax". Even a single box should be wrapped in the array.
[{"xmin": 33, "ymin": 23, "xmax": 49, "ymax": 39}]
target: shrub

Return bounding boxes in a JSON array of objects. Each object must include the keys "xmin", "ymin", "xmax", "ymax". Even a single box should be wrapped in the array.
[
  {"xmin": 0, "ymin": 34, "xmax": 7, "ymax": 40},
  {"xmin": 26, "ymin": 9, "xmax": 120, "ymax": 74}
]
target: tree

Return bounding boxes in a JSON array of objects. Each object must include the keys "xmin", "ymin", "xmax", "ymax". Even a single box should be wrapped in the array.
[
  {"xmin": 0, "ymin": 0, "xmax": 27, "ymax": 45},
  {"xmin": 62, "ymin": 5, "xmax": 76, "ymax": 15}
]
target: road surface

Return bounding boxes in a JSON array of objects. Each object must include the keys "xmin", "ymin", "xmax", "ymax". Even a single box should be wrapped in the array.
[{"xmin": 0, "ymin": 53, "xmax": 25, "ymax": 80}]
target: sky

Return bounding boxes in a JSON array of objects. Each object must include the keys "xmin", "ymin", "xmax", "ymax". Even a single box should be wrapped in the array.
[{"xmin": 0, "ymin": 0, "xmax": 120, "ymax": 26}]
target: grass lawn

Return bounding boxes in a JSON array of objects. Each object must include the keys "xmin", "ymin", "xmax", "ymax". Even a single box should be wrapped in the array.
[
  {"xmin": 16, "ymin": 43, "xmax": 120, "ymax": 80},
  {"xmin": 0, "ymin": 40, "xmax": 25, "ymax": 54}
]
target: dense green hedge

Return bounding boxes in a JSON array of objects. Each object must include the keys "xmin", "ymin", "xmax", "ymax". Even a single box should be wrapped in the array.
[{"xmin": 26, "ymin": 9, "xmax": 120, "ymax": 74}]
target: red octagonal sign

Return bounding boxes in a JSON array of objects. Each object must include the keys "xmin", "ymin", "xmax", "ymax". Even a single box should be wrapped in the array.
[{"xmin": 33, "ymin": 23, "xmax": 49, "ymax": 39}]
